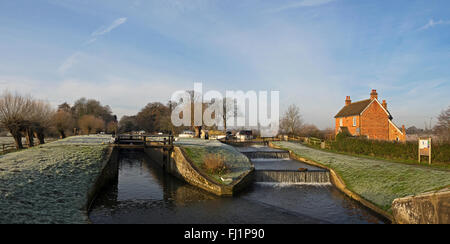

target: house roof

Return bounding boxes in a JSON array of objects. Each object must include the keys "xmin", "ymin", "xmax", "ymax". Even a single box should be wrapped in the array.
[
  {"xmin": 334, "ymin": 98, "xmax": 393, "ymax": 119},
  {"xmin": 334, "ymin": 99, "xmax": 372, "ymax": 118}
]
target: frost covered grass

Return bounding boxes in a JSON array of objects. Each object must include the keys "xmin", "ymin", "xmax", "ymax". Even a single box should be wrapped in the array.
[
  {"xmin": 0, "ymin": 135, "xmax": 110, "ymax": 223},
  {"xmin": 0, "ymin": 137, "xmax": 26, "ymax": 145},
  {"xmin": 273, "ymin": 141, "xmax": 450, "ymax": 212},
  {"xmin": 51, "ymin": 134, "xmax": 113, "ymax": 145},
  {"xmin": 175, "ymin": 138, "xmax": 253, "ymax": 185}
]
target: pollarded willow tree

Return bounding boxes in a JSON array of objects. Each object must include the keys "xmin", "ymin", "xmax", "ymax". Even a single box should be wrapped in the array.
[
  {"xmin": 78, "ymin": 115, "xmax": 105, "ymax": 134},
  {"xmin": 52, "ymin": 110, "xmax": 74, "ymax": 139},
  {"xmin": 0, "ymin": 92, "xmax": 56, "ymax": 148},
  {"xmin": 29, "ymin": 100, "xmax": 55, "ymax": 144},
  {"xmin": 0, "ymin": 91, "xmax": 34, "ymax": 149}
]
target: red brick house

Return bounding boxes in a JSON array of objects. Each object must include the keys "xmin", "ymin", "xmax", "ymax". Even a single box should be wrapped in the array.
[{"xmin": 334, "ymin": 89, "xmax": 406, "ymax": 142}]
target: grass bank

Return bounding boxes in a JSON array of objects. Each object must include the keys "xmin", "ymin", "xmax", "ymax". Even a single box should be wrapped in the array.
[
  {"xmin": 0, "ymin": 135, "xmax": 111, "ymax": 224},
  {"xmin": 175, "ymin": 138, "xmax": 253, "ymax": 185},
  {"xmin": 273, "ymin": 141, "xmax": 450, "ymax": 212}
]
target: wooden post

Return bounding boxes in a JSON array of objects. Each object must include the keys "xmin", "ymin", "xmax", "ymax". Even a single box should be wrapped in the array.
[
  {"xmin": 418, "ymin": 137, "xmax": 432, "ymax": 165},
  {"xmin": 429, "ymin": 138, "xmax": 432, "ymax": 165},
  {"xmin": 418, "ymin": 140, "xmax": 420, "ymax": 163}
]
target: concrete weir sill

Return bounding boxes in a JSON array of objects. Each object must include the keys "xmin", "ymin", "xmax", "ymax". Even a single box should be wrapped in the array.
[
  {"xmin": 268, "ymin": 142, "xmax": 394, "ymax": 223},
  {"xmin": 392, "ymin": 188, "xmax": 450, "ymax": 224},
  {"xmin": 85, "ymin": 145, "xmax": 119, "ymax": 222},
  {"xmin": 144, "ymin": 146, "xmax": 254, "ymax": 196}
]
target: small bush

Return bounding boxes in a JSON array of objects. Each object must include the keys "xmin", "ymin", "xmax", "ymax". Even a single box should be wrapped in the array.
[
  {"xmin": 336, "ymin": 131, "xmax": 352, "ymax": 141},
  {"xmin": 203, "ymin": 153, "xmax": 230, "ymax": 175}
]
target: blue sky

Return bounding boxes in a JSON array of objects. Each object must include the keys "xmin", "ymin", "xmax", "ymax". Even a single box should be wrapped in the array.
[{"xmin": 0, "ymin": 0, "xmax": 449, "ymax": 129}]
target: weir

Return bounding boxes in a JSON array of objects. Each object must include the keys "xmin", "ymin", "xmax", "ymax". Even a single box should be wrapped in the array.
[
  {"xmin": 241, "ymin": 151, "xmax": 290, "ymax": 159},
  {"xmin": 235, "ymin": 144, "xmax": 331, "ymax": 184},
  {"xmin": 255, "ymin": 170, "xmax": 330, "ymax": 184}
]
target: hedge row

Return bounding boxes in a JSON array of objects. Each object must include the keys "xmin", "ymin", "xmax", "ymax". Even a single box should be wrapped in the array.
[{"xmin": 329, "ymin": 138, "xmax": 450, "ymax": 163}]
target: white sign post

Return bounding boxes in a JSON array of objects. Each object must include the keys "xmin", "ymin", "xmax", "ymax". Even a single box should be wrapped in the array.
[{"xmin": 418, "ymin": 137, "xmax": 432, "ymax": 165}]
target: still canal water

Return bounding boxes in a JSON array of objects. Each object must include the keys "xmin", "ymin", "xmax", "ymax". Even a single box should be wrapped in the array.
[{"xmin": 89, "ymin": 151, "xmax": 386, "ymax": 224}]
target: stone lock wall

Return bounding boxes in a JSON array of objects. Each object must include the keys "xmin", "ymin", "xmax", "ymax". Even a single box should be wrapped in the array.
[
  {"xmin": 86, "ymin": 146, "xmax": 119, "ymax": 216},
  {"xmin": 144, "ymin": 146, "xmax": 253, "ymax": 196},
  {"xmin": 392, "ymin": 188, "xmax": 450, "ymax": 224}
]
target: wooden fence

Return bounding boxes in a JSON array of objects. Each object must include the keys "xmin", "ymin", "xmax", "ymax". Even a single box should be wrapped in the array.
[
  {"xmin": 280, "ymin": 135, "xmax": 330, "ymax": 149},
  {"xmin": 1, "ymin": 138, "xmax": 58, "ymax": 154}
]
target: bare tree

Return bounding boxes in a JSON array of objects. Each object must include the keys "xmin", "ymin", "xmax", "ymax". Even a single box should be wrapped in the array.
[
  {"xmin": 106, "ymin": 121, "xmax": 118, "ymax": 135},
  {"xmin": 0, "ymin": 91, "xmax": 34, "ymax": 149},
  {"xmin": 29, "ymin": 100, "xmax": 55, "ymax": 144},
  {"xmin": 280, "ymin": 104, "xmax": 303, "ymax": 136},
  {"xmin": 136, "ymin": 102, "xmax": 171, "ymax": 133},
  {"xmin": 118, "ymin": 115, "xmax": 138, "ymax": 133},
  {"xmin": 79, "ymin": 115, "xmax": 105, "ymax": 134},
  {"xmin": 53, "ymin": 110, "xmax": 74, "ymax": 139},
  {"xmin": 214, "ymin": 97, "xmax": 236, "ymax": 132},
  {"xmin": 434, "ymin": 106, "xmax": 450, "ymax": 142},
  {"xmin": 300, "ymin": 124, "xmax": 321, "ymax": 138}
]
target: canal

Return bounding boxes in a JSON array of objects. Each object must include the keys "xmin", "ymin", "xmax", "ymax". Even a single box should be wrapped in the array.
[{"xmin": 89, "ymin": 150, "xmax": 387, "ymax": 224}]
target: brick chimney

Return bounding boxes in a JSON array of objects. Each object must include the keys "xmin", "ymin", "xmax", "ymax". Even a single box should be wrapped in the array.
[
  {"xmin": 370, "ymin": 89, "xmax": 378, "ymax": 100},
  {"xmin": 402, "ymin": 125, "xmax": 406, "ymax": 135},
  {"xmin": 382, "ymin": 100, "xmax": 387, "ymax": 110},
  {"xmin": 345, "ymin": 96, "xmax": 352, "ymax": 106}
]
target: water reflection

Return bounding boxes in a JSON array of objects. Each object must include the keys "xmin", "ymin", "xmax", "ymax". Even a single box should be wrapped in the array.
[{"xmin": 89, "ymin": 151, "xmax": 386, "ymax": 224}]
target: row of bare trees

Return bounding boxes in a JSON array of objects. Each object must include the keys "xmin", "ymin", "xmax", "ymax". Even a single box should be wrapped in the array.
[
  {"xmin": 0, "ymin": 92, "xmax": 54, "ymax": 149},
  {"xmin": 0, "ymin": 91, "xmax": 118, "ymax": 150},
  {"xmin": 118, "ymin": 102, "xmax": 174, "ymax": 134},
  {"xmin": 279, "ymin": 104, "xmax": 334, "ymax": 140}
]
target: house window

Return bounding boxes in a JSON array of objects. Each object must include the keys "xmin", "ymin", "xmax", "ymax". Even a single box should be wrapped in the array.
[
  {"xmin": 339, "ymin": 118, "xmax": 343, "ymax": 127},
  {"xmin": 353, "ymin": 117, "xmax": 356, "ymax": 127}
]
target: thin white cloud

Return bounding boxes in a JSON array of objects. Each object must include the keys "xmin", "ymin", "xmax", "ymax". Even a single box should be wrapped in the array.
[
  {"xmin": 267, "ymin": 0, "xmax": 336, "ymax": 13},
  {"xmin": 86, "ymin": 17, "xmax": 128, "ymax": 44},
  {"xmin": 419, "ymin": 19, "xmax": 450, "ymax": 30},
  {"xmin": 58, "ymin": 52, "xmax": 82, "ymax": 74},
  {"xmin": 59, "ymin": 17, "xmax": 128, "ymax": 73}
]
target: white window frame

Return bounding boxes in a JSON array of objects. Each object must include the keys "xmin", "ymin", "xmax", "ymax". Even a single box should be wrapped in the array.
[
  {"xmin": 339, "ymin": 118, "xmax": 343, "ymax": 127},
  {"xmin": 353, "ymin": 116, "xmax": 357, "ymax": 127}
]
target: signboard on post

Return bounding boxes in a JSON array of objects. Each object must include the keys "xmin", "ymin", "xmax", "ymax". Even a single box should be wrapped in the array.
[{"xmin": 418, "ymin": 137, "xmax": 432, "ymax": 165}]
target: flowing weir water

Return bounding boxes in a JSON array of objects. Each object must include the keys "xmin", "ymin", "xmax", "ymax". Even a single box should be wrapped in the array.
[
  {"xmin": 236, "ymin": 145, "xmax": 331, "ymax": 184},
  {"xmin": 88, "ymin": 149, "xmax": 387, "ymax": 224}
]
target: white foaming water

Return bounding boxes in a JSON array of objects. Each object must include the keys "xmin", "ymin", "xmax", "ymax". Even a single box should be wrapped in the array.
[
  {"xmin": 251, "ymin": 158, "xmax": 291, "ymax": 162},
  {"xmin": 255, "ymin": 182, "xmax": 332, "ymax": 188}
]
